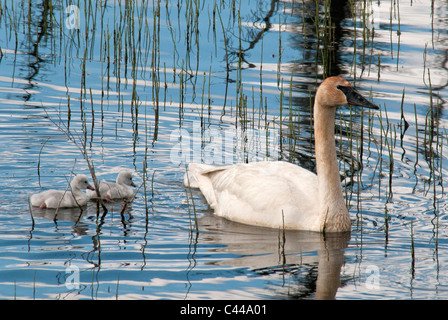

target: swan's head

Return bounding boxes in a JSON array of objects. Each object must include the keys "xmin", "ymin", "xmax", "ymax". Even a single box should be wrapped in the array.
[
  {"xmin": 316, "ymin": 76, "xmax": 378, "ymax": 109},
  {"xmin": 116, "ymin": 170, "xmax": 136, "ymax": 187},
  {"xmin": 72, "ymin": 174, "xmax": 95, "ymax": 191}
]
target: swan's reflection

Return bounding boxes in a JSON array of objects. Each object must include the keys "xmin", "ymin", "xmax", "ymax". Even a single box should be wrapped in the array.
[
  {"xmin": 30, "ymin": 201, "xmax": 133, "ymax": 237},
  {"xmin": 31, "ymin": 206, "xmax": 85, "ymax": 222},
  {"xmin": 30, "ymin": 206, "xmax": 89, "ymax": 235},
  {"xmin": 198, "ymin": 213, "xmax": 350, "ymax": 299}
]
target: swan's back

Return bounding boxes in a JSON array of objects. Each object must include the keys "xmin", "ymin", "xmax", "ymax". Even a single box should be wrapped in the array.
[
  {"xmin": 87, "ymin": 171, "xmax": 135, "ymax": 200},
  {"xmin": 31, "ymin": 189, "xmax": 86, "ymax": 208},
  {"xmin": 30, "ymin": 174, "xmax": 92, "ymax": 208},
  {"xmin": 88, "ymin": 181, "xmax": 134, "ymax": 199},
  {"xmin": 185, "ymin": 162, "xmax": 320, "ymax": 230}
]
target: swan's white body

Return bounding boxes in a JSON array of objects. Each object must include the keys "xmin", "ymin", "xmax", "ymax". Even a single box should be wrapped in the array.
[
  {"xmin": 31, "ymin": 174, "xmax": 94, "ymax": 209},
  {"xmin": 87, "ymin": 170, "xmax": 136, "ymax": 200},
  {"xmin": 185, "ymin": 161, "xmax": 323, "ymax": 230},
  {"xmin": 184, "ymin": 77, "xmax": 378, "ymax": 232}
]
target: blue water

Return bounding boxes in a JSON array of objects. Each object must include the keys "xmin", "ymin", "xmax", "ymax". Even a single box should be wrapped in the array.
[{"xmin": 0, "ymin": 0, "xmax": 448, "ymax": 299}]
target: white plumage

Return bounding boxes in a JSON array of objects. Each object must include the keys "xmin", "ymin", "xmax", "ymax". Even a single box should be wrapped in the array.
[
  {"xmin": 185, "ymin": 161, "xmax": 319, "ymax": 229},
  {"xmin": 30, "ymin": 174, "xmax": 94, "ymax": 209},
  {"xmin": 87, "ymin": 170, "xmax": 136, "ymax": 200}
]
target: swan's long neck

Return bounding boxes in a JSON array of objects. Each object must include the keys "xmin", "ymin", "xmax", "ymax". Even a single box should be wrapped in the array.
[
  {"xmin": 70, "ymin": 183, "xmax": 85, "ymax": 200},
  {"xmin": 313, "ymin": 101, "xmax": 350, "ymax": 232}
]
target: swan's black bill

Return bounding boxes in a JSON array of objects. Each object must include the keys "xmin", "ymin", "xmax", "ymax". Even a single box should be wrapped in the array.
[{"xmin": 337, "ymin": 85, "xmax": 378, "ymax": 109}]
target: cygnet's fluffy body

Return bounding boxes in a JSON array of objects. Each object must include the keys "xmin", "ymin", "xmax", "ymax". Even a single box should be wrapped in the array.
[
  {"xmin": 31, "ymin": 174, "xmax": 94, "ymax": 209},
  {"xmin": 87, "ymin": 171, "xmax": 136, "ymax": 200}
]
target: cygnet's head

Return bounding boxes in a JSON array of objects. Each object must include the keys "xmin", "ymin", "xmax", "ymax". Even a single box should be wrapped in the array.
[
  {"xmin": 72, "ymin": 174, "xmax": 95, "ymax": 190},
  {"xmin": 116, "ymin": 171, "xmax": 136, "ymax": 187}
]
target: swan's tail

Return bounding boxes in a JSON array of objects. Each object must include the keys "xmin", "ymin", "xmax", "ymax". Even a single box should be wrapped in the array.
[{"xmin": 183, "ymin": 163, "xmax": 217, "ymax": 188}]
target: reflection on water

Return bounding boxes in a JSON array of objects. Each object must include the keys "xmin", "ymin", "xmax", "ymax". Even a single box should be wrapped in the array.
[
  {"xmin": 199, "ymin": 214, "xmax": 350, "ymax": 299},
  {"xmin": 0, "ymin": 0, "xmax": 448, "ymax": 299}
]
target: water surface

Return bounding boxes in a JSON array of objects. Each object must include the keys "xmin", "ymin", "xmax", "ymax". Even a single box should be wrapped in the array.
[{"xmin": 0, "ymin": 0, "xmax": 448, "ymax": 299}]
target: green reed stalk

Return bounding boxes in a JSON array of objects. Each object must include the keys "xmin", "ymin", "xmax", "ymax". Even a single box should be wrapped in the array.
[
  {"xmin": 184, "ymin": 166, "xmax": 199, "ymax": 236},
  {"xmin": 115, "ymin": 274, "xmax": 120, "ymax": 300},
  {"xmin": 410, "ymin": 220, "xmax": 415, "ymax": 279}
]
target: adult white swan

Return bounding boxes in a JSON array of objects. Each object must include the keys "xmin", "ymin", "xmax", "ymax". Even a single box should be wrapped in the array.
[
  {"xmin": 184, "ymin": 76, "xmax": 378, "ymax": 232},
  {"xmin": 30, "ymin": 174, "xmax": 94, "ymax": 209}
]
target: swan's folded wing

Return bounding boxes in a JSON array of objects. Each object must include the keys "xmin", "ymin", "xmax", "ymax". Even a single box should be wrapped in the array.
[
  {"xmin": 185, "ymin": 163, "xmax": 231, "ymax": 207},
  {"xmin": 87, "ymin": 180, "xmax": 114, "ymax": 198},
  {"xmin": 186, "ymin": 162, "xmax": 320, "ymax": 229}
]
